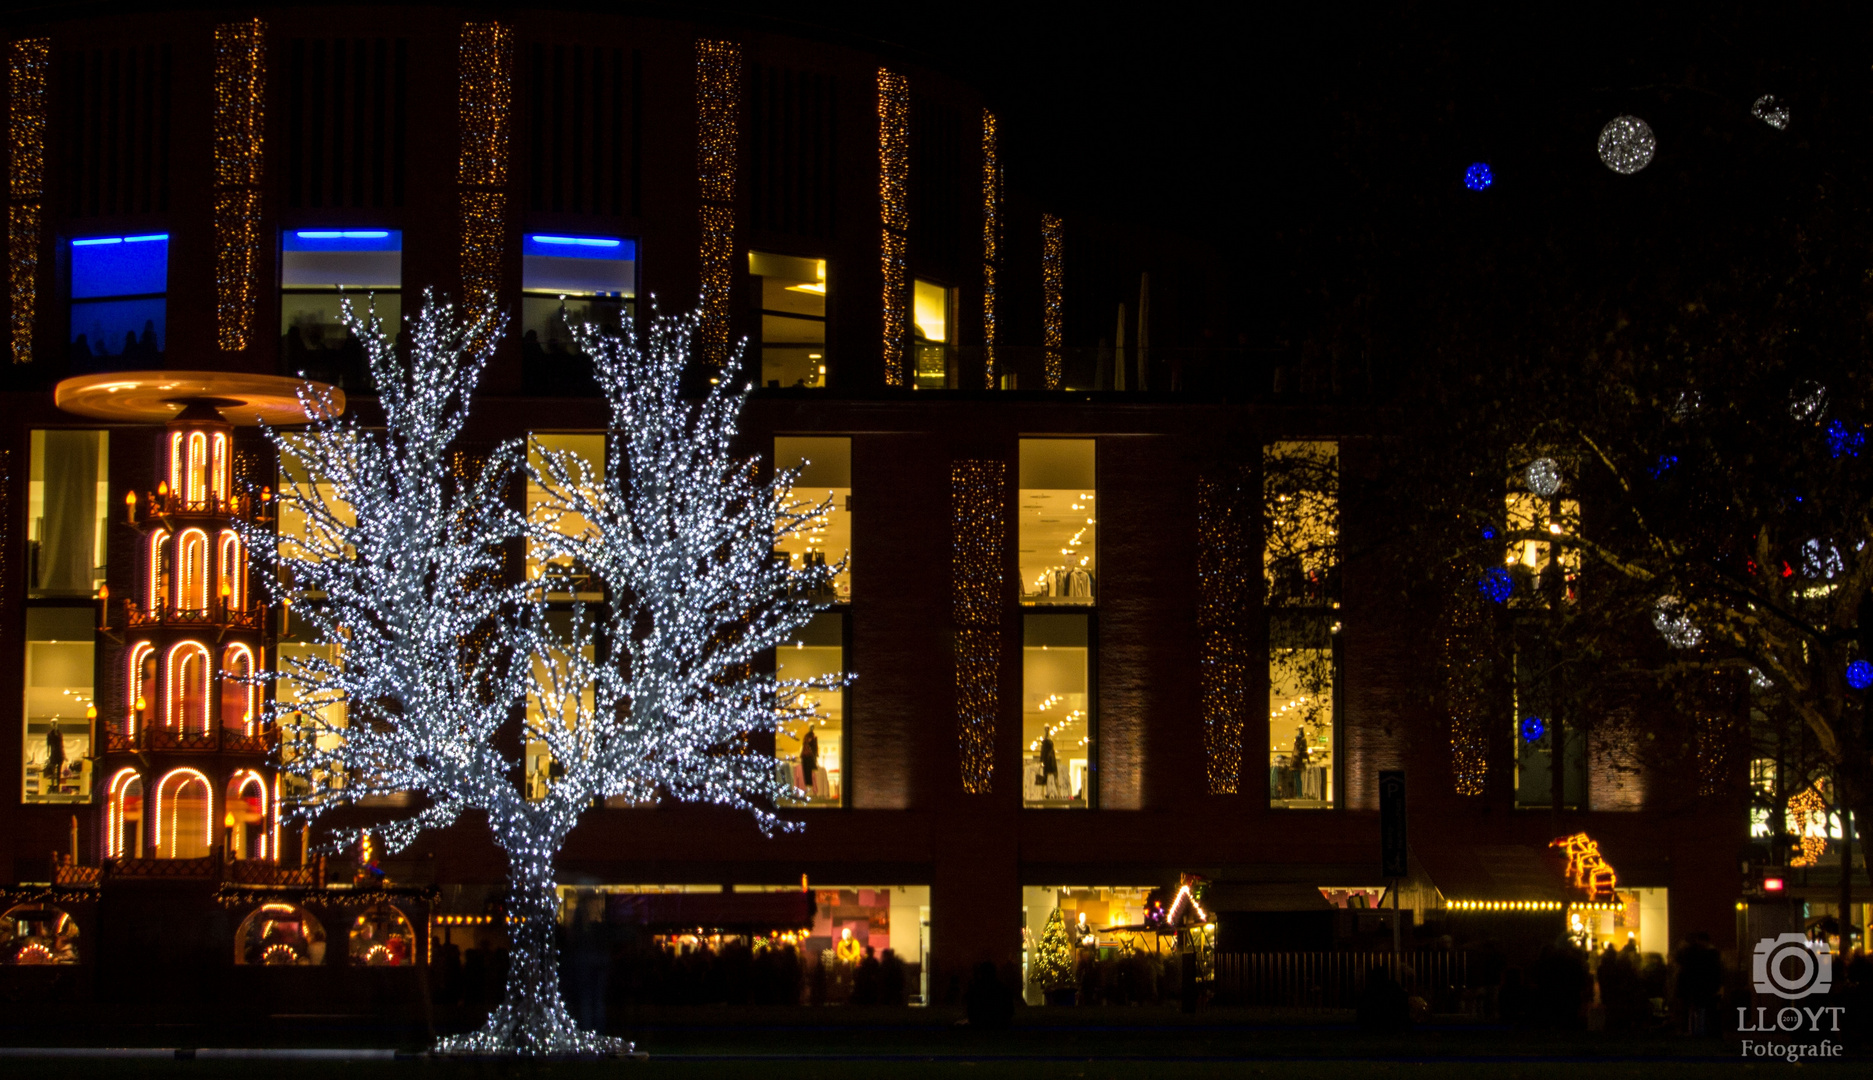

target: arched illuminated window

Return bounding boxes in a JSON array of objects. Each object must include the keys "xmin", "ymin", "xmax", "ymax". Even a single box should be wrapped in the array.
[
  {"xmin": 235, "ymin": 903, "xmax": 324, "ymax": 966},
  {"xmin": 210, "ymin": 432, "xmax": 228, "ymax": 505},
  {"xmin": 178, "ymin": 529, "xmax": 209, "ymax": 611},
  {"xmin": 348, "ymin": 903, "xmax": 416, "ymax": 966},
  {"xmin": 221, "ymin": 644, "xmax": 258, "ymax": 736},
  {"xmin": 218, "ymin": 531, "xmax": 244, "ymax": 610},
  {"xmin": 106, "ymin": 769, "xmax": 143, "ymax": 858},
  {"xmin": 153, "ymin": 768, "xmax": 212, "ymax": 859},
  {"xmin": 226, "ymin": 770, "xmax": 267, "ymax": 860},
  {"xmin": 166, "ymin": 641, "xmax": 211, "ymax": 732},
  {"xmin": 0, "ymin": 904, "xmax": 80, "ymax": 965},
  {"xmin": 186, "ymin": 431, "xmax": 208, "ymax": 504},
  {"xmin": 146, "ymin": 530, "xmax": 171, "ymax": 611},
  {"xmin": 126, "ymin": 643, "xmax": 154, "ymax": 736},
  {"xmin": 168, "ymin": 432, "xmax": 183, "ymax": 499}
]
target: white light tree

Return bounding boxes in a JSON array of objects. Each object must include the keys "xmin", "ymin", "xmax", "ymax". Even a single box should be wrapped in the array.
[{"xmin": 250, "ymin": 294, "xmax": 840, "ymax": 1055}]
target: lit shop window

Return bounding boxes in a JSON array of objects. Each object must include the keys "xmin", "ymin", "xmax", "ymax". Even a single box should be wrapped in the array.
[
  {"xmin": 526, "ymin": 434, "xmax": 606, "ymax": 601},
  {"xmin": 1264, "ymin": 442, "xmax": 1338, "ymax": 809},
  {"xmin": 234, "ymin": 903, "xmax": 325, "ymax": 966},
  {"xmin": 21, "ymin": 607, "xmax": 95, "ymax": 805},
  {"xmin": 152, "ymin": 768, "xmax": 213, "ymax": 859},
  {"xmin": 912, "ymin": 279, "xmax": 955, "ymax": 389},
  {"xmin": 276, "ymin": 434, "xmax": 358, "ymax": 566},
  {"xmin": 0, "ymin": 903, "xmax": 81, "ymax": 965},
  {"xmin": 750, "ymin": 251, "xmax": 827, "ymax": 388},
  {"xmin": 1019, "ymin": 440, "xmax": 1096, "ymax": 606},
  {"xmin": 276, "ymin": 610, "xmax": 347, "ymax": 774},
  {"xmin": 525, "ymin": 612, "xmax": 596, "ymax": 802},
  {"xmin": 349, "ymin": 902, "xmax": 417, "ymax": 966},
  {"xmin": 27, "ymin": 429, "xmax": 109, "ymax": 599},
  {"xmin": 773, "ymin": 437, "xmax": 851, "ymax": 602},
  {"xmin": 280, "ymin": 229, "xmax": 402, "ymax": 361},
  {"xmin": 1512, "ymin": 631, "xmax": 1585, "ymax": 808},
  {"xmin": 521, "ymin": 234, "xmax": 635, "ymax": 358},
  {"xmin": 69, "ymin": 233, "xmax": 167, "ymax": 366},
  {"xmin": 1023, "ymin": 614, "xmax": 1091, "ymax": 809},
  {"xmin": 776, "ymin": 613, "xmax": 846, "ymax": 808}
]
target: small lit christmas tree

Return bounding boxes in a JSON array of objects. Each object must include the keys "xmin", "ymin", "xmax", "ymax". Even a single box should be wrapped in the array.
[{"xmin": 1032, "ymin": 908, "xmax": 1076, "ymax": 996}]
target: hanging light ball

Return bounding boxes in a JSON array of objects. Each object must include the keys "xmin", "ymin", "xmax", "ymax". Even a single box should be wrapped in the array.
[
  {"xmin": 1752, "ymin": 95, "xmax": 1790, "ymax": 130},
  {"xmin": 1597, "ymin": 115, "xmax": 1656, "ymax": 174},
  {"xmin": 1789, "ymin": 382, "xmax": 1828, "ymax": 422},
  {"xmin": 1847, "ymin": 660, "xmax": 1873, "ymax": 691},
  {"xmin": 1464, "ymin": 162, "xmax": 1494, "ymax": 191},
  {"xmin": 1520, "ymin": 716, "xmax": 1547, "ymax": 743},
  {"xmin": 1525, "ymin": 457, "xmax": 1562, "ymax": 497},
  {"xmin": 1652, "ymin": 596, "xmax": 1701, "ymax": 649},
  {"xmin": 1478, "ymin": 566, "xmax": 1514, "ymax": 605}
]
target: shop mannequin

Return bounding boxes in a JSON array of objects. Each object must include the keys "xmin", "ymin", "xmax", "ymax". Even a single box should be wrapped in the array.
[{"xmin": 800, "ymin": 726, "xmax": 820, "ymax": 796}]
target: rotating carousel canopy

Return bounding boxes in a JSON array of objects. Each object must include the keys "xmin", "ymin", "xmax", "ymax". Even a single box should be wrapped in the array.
[{"xmin": 52, "ymin": 371, "xmax": 345, "ymax": 425}]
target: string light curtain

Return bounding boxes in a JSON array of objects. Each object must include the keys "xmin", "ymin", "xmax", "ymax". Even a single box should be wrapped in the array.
[
  {"xmin": 981, "ymin": 110, "xmax": 1000, "ymax": 389},
  {"xmin": 8, "ymin": 38, "xmax": 48, "ymax": 364},
  {"xmin": 1197, "ymin": 467, "xmax": 1255, "ymax": 794},
  {"xmin": 1442, "ymin": 588, "xmax": 1491, "ymax": 796},
  {"xmin": 458, "ymin": 22, "xmax": 512, "ymax": 333},
  {"xmin": 213, "ymin": 20, "xmax": 266, "ymax": 352},
  {"xmin": 952, "ymin": 459, "xmax": 1005, "ymax": 793},
  {"xmin": 877, "ymin": 69, "xmax": 909, "ymax": 387},
  {"xmin": 695, "ymin": 39, "xmax": 740, "ymax": 368},
  {"xmin": 1041, "ymin": 213, "xmax": 1063, "ymax": 389}
]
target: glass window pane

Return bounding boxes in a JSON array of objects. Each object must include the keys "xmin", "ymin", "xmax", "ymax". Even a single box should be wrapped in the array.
[
  {"xmin": 522, "ymin": 234, "xmax": 636, "ymax": 293},
  {"xmin": 70, "ymin": 298, "xmax": 165, "ymax": 359},
  {"xmin": 525, "ymin": 611, "xmax": 595, "ymax": 802},
  {"xmin": 777, "ymin": 613, "xmax": 844, "ymax": 807},
  {"xmin": 281, "ymin": 230, "xmax": 403, "ymax": 287},
  {"xmin": 527, "ymin": 434, "xmax": 605, "ymax": 601},
  {"xmin": 22, "ymin": 607, "xmax": 95, "ymax": 804},
  {"xmin": 71, "ymin": 234, "xmax": 168, "ymax": 298},
  {"xmin": 751, "ymin": 251, "xmax": 827, "ymax": 388},
  {"xmin": 1269, "ymin": 613, "xmax": 1333, "ymax": 808},
  {"xmin": 1263, "ymin": 442, "xmax": 1338, "ymax": 606},
  {"xmin": 774, "ymin": 437, "xmax": 851, "ymax": 602},
  {"xmin": 912, "ymin": 279, "xmax": 954, "ymax": 390},
  {"xmin": 1019, "ymin": 440, "xmax": 1096, "ymax": 607},
  {"xmin": 29, "ymin": 430, "xmax": 109, "ymax": 599},
  {"xmin": 912, "ymin": 279, "xmax": 948, "ymax": 343},
  {"xmin": 1023, "ymin": 614, "xmax": 1090, "ymax": 808},
  {"xmin": 1504, "ymin": 492, "xmax": 1581, "ymax": 605},
  {"xmin": 276, "ymin": 435, "xmax": 358, "ymax": 565}
]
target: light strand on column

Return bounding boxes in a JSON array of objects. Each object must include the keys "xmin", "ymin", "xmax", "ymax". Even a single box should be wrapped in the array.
[
  {"xmin": 8, "ymin": 38, "xmax": 48, "ymax": 364},
  {"xmin": 953, "ymin": 459, "xmax": 1005, "ymax": 793},
  {"xmin": 981, "ymin": 110, "xmax": 1000, "ymax": 389},
  {"xmin": 1042, "ymin": 213, "xmax": 1063, "ymax": 389},
  {"xmin": 878, "ymin": 69, "xmax": 909, "ymax": 387},
  {"xmin": 696, "ymin": 39, "xmax": 741, "ymax": 368},
  {"xmin": 1197, "ymin": 469, "xmax": 1254, "ymax": 794},
  {"xmin": 213, "ymin": 20, "xmax": 266, "ymax": 352},
  {"xmin": 458, "ymin": 22, "xmax": 512, "ymax": 336}
]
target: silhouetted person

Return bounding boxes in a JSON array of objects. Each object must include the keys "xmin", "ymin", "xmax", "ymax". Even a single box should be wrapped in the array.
[
  {"xmin": 851, "ymin": 946, "xmax": 881, "ymax": 1005},
  {"xmin": 964, "ymin": 961, "xmax": 1012, "ymax": 1029},
  {"xmin": 1357, "ymin": 965, "xmax": 1410, "ymax": 1031},
  {"xmin": 879, "ymin": 948, "xmax": 906, "ymax": 1006}
]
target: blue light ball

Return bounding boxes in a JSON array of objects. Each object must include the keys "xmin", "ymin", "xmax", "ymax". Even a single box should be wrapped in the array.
[
  {"xmin": 1478, "ymin": 566, "xmax": 1513, "ymax": 604},
  {"xmin": 1520, "ymin": 716, "xmax": 1546, "ymax": 743},
  {"xmin": 1848, "ymin": 660, "xmax": 1873, "ymax": 691},
  {"xmin": 1464, "ymin": 163, "xmax": 1493, "ymax": 191}
]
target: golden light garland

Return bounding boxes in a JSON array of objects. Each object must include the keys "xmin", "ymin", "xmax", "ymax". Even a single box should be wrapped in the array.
[
  {"xmin": 460, "ymin": 190, "xmax": 505, "ymax": 315},
  {"xmin": 1441, "ymin": 589, "xmax": 1490, "ymax": 797},
  {"xmin": 695, "ymin": 39, "xmax": 740, "ymax": 368},
  {"xmin": 212, "ymin": 20, "xmax": 266, "ymax": 352},
  {"xmin": 1041, "ymin": 213, "xmax": 1064, "ymax": 389},
  {"xmin": 981, "ymin": 110, "xmax": 1000, "ymax": 389},
  {"xmin": 1788, "ymin": 783, "xmax": 1829, "ymax": 867},
  {"xmin": 8, "ymin": 38, "xmax": 48, "ymax": 365},
  {"xmin": 1550, "ymin": 832, "xmax": 1618, "ymax": 899},
  {"xmin": 953, "ymin": 460, "xmax": 1006, "ymax": 793},
  {"xmin": 1197, "ymin": 469, "xmax": 1254, "ymax": 794},
  {"xmin": 458, "ymin": 22, "xmax": 512, "ymax": 336},
  {"xmin": 878, "ymin": 69, "xmax": 909, "ymax": 387}
]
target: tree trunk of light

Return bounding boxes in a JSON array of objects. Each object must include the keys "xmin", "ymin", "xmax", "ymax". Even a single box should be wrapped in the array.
[{"xmin": 437, "ymin": 849, "xmax": 625, "ymax": 1056}]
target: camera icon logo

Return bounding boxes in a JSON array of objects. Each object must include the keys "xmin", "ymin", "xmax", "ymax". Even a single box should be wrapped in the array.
[{"xmin": 1751, "ymin": 933, "xmax": 1832, "ymax": 999}]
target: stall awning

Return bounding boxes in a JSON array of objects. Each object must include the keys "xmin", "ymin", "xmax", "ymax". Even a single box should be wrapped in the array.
[
  {"xmin": 1415, "ymin": 843, "xmax": 1575, "ymax": 904},
  {"xmin": 606, "ymin": 891, "xmax": 815, "ymax": 933}
]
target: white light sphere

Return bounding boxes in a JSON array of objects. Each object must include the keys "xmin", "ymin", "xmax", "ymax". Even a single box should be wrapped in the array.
[
  {"xmin": 1598, "ymin": 115, "xmax": 1656, "ymax": 174},
  {"xmin": 1525, "ymin": 457, "xmax": 1562, "ymax": 497},
  {"xmin": 1752, "ymin": 95, "xmax": 1789, "ymax": 130},
  {"xmin": 1652, "ymin": 596, "xmax": 1701, "ymax": 650}
]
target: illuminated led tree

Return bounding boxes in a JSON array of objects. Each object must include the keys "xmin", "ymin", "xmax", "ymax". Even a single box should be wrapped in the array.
[{"xmin": 250, "ymin": 295, "xmax": 839, "ymax": 1055}]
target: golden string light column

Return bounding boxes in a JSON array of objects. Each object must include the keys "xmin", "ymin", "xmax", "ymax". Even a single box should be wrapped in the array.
[
  {"xmin": 952, "ymin": 460, "xmax": 1005, "ymax": 793},
  {"xmin": 981, "ymin": 111, "xmax": 1001, "ymax": 389},
  {"xmin": 213, "ymin": 20, "xmax": 266, "ymax": 352},
  {"xmin": 459, "ymin": 22, "xmax": 513, "ymax": 335},
  {"xmin": 1442, "ymin": 589, "xmax": 1491, "ymax": 796},
  {"xmin": 1041, "ymin": 213, "xmax": 1064, "ymax": 389},
  {"xmin": 8, "ymin": 38, "xmax": 48, "ymax": 364},
  {"xmin": 696, "ymin": 39, "xmax": 740, "ymax": 368},
  {"xmin": 1196, "ymin": 468, "xmax": 1254, "ymax": 794},
  {"xmin": 878, "ymin": 69, "xmax": 910, "ymax": 387}
]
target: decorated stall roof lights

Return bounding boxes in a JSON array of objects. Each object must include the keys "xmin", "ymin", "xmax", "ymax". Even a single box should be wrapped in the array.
[
  {"xmin": 1463, "ymin": 162, "xmax": 1493, "ymax": 191},
  {"xmin": 1597, "ymin": 115, "xmax": 1655, "ymax": 174}
]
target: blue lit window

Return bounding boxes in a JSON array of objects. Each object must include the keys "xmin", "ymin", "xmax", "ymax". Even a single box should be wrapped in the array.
[
  {"xmin": 521, "ymin": 234, "xmax": 635, "ymax": 374},
  {"xmin": 281, "ymin": 229, "xmax": 402, "ymax": 365},
  {"xmin": 69, "ymin": 234, "xmax": 168, "ymax": 366}
]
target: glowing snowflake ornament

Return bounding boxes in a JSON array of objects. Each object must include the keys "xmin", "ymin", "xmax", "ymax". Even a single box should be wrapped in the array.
[
  {"xmin": 1651, "ymin": 596, "xmax": 1701, "ymax": 649},
  {"xmin": 1525, "ymin": 457, "xmax": 1561, "ymax": 497},
  {"xmin": 1752, "ymin": 95, "xmax": 1789, "ymax": 130},
  {"xmin": 1598, "ymin": 115, "xmax": 1656, "ymax": 174}
]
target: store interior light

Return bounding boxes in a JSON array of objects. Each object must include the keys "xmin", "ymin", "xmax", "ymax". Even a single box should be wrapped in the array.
[
  {"xmin": 1763, "ymin": 877, "xmax": 1785, "ymax": 892},
  {"xmin": 295, "ymin": 230, "xmax": 390, "ymax": 239},
  {"xmin": 531, "ymin": 235, "xmax": 622, "ymax": 248},
  {"xmin": 74, "ymin": 233, "xmax": 169, "ymax": 246}
]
